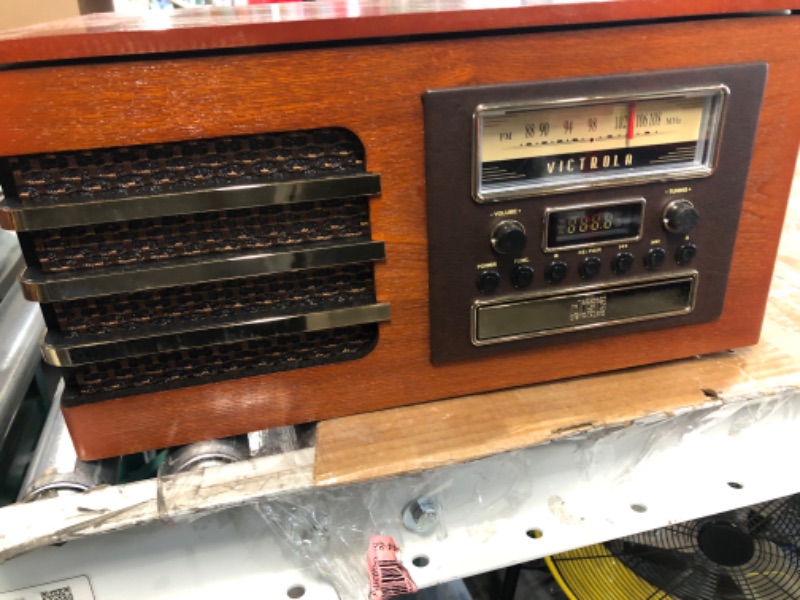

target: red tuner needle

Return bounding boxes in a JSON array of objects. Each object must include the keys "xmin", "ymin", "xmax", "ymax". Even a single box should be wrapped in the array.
[{"xmin": 627, "ymin": 102, "xmax": 636, "ymax": 142}]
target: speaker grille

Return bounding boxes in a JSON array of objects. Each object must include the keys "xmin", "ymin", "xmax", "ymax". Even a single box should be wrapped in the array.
[
  {"xmin": 65, "ymin": 323, "xmax": 378, "ymax": 403},
  {"xmin": 2, "ymin": 127, "xmax": 388, "ymax": 404},
  {"xmin": 8, "ymin": 128, "xmax": 364, "ymax": 203},
  {"xmin": 46, "ymin": 263, "xmax": 376, "ymax": 338},
  {"xmin": 27, "ymin": 197, "xmax": 369, "ymax": 273}
]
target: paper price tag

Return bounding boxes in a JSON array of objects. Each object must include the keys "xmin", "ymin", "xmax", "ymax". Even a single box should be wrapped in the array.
[
  {"xmin": 367, "ymin": 535, "xmax": 418, "ymax": 599},
  {"xmin": 0, "ymin": 576, "xmax": 95, "ymax": 600}
]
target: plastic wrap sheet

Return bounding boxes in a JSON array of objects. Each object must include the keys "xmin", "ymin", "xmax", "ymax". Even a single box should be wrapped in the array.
[
  {"xmin": 0, "ymin": 446, "xmax": 315, "ymax": 565},
  {"xmin": 255, "ymin": 450, "xmax": 534, "ymax": 599},
  {"xmin": 251, "ymin": 383, "xmax": 800, "ymax": 598},
  {"xmin": 155, "ymin": 426, "xmax": 308, "ymax": 524}
]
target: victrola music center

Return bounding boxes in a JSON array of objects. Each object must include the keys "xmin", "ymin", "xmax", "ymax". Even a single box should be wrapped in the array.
[{"xmin": 0, "ymin": 2, "xmax": 798, "ymax": 459}]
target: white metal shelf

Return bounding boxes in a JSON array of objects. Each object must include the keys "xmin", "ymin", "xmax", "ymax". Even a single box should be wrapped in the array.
[{"xmin": 3, "ymin": 385, "xmax": 800, "ymax": 599}]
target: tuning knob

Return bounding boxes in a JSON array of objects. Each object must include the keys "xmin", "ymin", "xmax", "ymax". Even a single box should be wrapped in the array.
[
  {"xmin": 663, "ymin": 199, "xmax": 699, "ymax": 234},
  {"xmin": 491, "ymin": 220, "xmax": 527, "ymax": 255}
]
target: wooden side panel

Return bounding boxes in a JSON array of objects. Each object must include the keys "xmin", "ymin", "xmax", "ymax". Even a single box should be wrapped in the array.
[{"xmin": 1, "ymin": 16, "xmax": 797, "ymax": 459}]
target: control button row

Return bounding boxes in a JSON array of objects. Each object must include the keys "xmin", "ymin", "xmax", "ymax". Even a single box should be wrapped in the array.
[
  {"xmin": 491, "ymin": 201, "xmax": 699, "ymax": 260},
  {"xmin": 645, "ymin": 243, "xmax": 697, "ymax": 269},
  {"xmin": 476, "ymin": 264, "xmax": 536, "ymax": 294},
  {"xmin": 477, "ymin": 244, "xmax": 697, "ymax": 293}
]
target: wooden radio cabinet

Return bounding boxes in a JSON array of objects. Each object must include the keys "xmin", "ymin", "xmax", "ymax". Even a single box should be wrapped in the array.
[{"xmin": 0, "ymin": 1, "xmax": 798, "ymax": 459}]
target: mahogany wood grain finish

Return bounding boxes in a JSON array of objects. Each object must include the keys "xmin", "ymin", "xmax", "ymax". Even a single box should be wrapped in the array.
[{"xmin": 0, "ymin": 12, "xmax": 798, "ymax": 459}]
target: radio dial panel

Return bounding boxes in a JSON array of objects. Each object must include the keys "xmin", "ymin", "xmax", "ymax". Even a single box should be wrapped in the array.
[{"xmin": 424, "ymin": 64, "xmax": 767, "ymax": 363}]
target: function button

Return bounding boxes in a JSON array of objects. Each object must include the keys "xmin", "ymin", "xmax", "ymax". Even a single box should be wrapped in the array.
[
  {"xmin": 578, "ymin": 256, "xmax": 602, "ymax": 279},
  {"xmin": 511, "ymin": 264, "xmax": 535, "ymax": 289},
  {"xmin": 644, "ymin": 247, "xmax": 667, "ymax": 270},
  {"xmin": 612, "ymin": 252, "xmax": 635, "ymax": 275},
  {"xmin": 491, "ymin": 220, "xmax": 527, "ymax": 255},
  {"xmin": 545, "ymin": 261, "xmax": 568, "ymax": 284},
  {"xmin": 676, "ymin": 243, "xmax": 697, "ymax": 266},
  {"xmin": 663, "ymin": 199, "xmax": 700, "ymax": 234},
  {"xmin": 476, "ymin": 270, "xmax": 501, "ymax": 294}
]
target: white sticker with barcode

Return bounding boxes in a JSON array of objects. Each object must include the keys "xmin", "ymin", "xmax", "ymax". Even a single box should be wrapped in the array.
[{"xmin": 0, "ymin": 576, "xmax": 95, "ymax": 600}]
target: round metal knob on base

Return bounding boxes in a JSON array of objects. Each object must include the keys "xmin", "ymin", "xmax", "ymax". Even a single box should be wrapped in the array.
[
  {"xmin": 511, "ymin": 264, "xmax": 535, "ymax": 289},
  {"xmin": 612, "ymin": 252, "xmax": 634, "ymax": 274},
  {"xmin": 545, "ymin": 261, "xmax": 568, "ymax": 284},
  {"xmin": 579, "ymin": 256, "xmax": 602, "ymax": 279},
  {"xmin": 491, "ymin": 220, "xmax": 527, "ymax": 255},
  {"xmin": 476, "ymin": 270, "xmax": 501, "ymax": 294},
  {"xmin": 663, "ymin": 199, "xmax": 700, "ymax": 234},
  {"xmin": 645, "ymin": 247, "xmax": 667, "ymax": 270}
]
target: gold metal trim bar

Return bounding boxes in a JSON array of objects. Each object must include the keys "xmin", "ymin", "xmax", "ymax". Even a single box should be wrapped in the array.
[
  {"xmin": 0, "ymin": 173, "xmax": 381, "ymax": 231},
  {"xmin": 21, "ymin": 240, "xmax": 386, "ymax": 303},
  {"xmin": 42, "ymin": 303, "xmax": 391, "ymax": 367}
]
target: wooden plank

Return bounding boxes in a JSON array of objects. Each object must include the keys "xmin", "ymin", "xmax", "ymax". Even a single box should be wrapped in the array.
[{"xmin": 313, "ymin": 336, "xmax": 800, "ymax": 485}]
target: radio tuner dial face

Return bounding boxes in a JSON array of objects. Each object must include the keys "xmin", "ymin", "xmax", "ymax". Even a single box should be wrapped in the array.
[
  {"xmin": 663, "ymin": 199, "xmax": 700, "ymax": 234},
  {"xmin": 491, "ymin": 219, "xmax": 527, "ymax": 255}
]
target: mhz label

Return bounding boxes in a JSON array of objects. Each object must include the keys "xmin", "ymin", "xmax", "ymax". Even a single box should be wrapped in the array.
[{"xmin": 0, "ymin": 576, "xmax": 95, "ymax": 600}]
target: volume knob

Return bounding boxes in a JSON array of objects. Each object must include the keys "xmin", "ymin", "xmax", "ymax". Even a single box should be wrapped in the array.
[
  {"xmin": 491, "ymin": 220, "xmax": 527, "ymax": 255},
  {"xmin": 663, "ymin": 199, "xmax": 699, "ymax": 234}
]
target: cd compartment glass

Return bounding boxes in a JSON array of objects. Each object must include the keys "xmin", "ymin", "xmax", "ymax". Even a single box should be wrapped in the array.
[
  {"xmin": 473, "ymin": 273, "xmax": 697, "ymax": 345},
  {"xmin": 474, "ymin": 87, "xmax": 727, "ymax": 202}
]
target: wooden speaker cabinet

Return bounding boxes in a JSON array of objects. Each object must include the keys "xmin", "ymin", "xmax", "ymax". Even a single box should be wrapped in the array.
[{"xmin": 0, "ymin": 1, "xmax": 798, "ymax": 459}]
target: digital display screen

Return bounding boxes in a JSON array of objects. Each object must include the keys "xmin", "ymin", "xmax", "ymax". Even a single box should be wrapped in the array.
[{"xmin": 546, "ymin": 201, "xmax": 643, "ymax": 250}]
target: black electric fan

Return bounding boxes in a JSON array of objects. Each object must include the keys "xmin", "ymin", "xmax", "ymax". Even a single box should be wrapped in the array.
[{"xmin": 546, "ymin": 492, "xmax": 800, "ymax": 599}]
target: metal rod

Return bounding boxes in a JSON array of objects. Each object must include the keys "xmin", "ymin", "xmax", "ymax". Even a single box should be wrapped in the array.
[
  {"xmin": 18, "ymin": 380, "xmax": 119, "ymax": 502},
  {"xmin": 0, "ymin": 230, "xmax": 22, "ymax": 301},
  {"xmin": 21, "ymin": 240, "xmax": 386, "ymax": 302},
  {"xmin": 0, "ymin": 283, "xmax": 44, "ymax": 446},
  {"xmin": 1, "ymin": 173, "xmax": 381, "ymax": 231},
  {"xmin": 161, "ymin": 436, "xmax": 250, "ymax": 475},
  {"xmin": 42, "ymin": 302, "xmax": 390, "ymax": 367}
]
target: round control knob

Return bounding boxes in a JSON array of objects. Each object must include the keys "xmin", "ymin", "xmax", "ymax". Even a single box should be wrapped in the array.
[
  {"xmin": 663, "ymin": 199, "xmax": 700, "ymax": 234},
  {"xmin": 476, "ymin": 270, "xmax": 501, "ymax": 294},
  {"xmin": 578, "ymin": 256, "xmax": 602, "ymax": 279},
  {"xmin": 612, "ymin": 252, "xmax": 634, "ymax": 275},
  {"xmin": 676, "ymin": 242, "xmax": 697, "ymax": 266},
  {"xmin": 511, "ymin": 264, "xmax": 535, "ymax": 289},
  {"xmin": 491, "ymin": 220, "xmax": 527, "ymax": 255},
  {"xmin": 644, "ymin": 247, "xmax": 667, "ymax": 270},
  {"xmin": 545, "ymin": 261, "xmax": 568, "ymax": 284}
]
